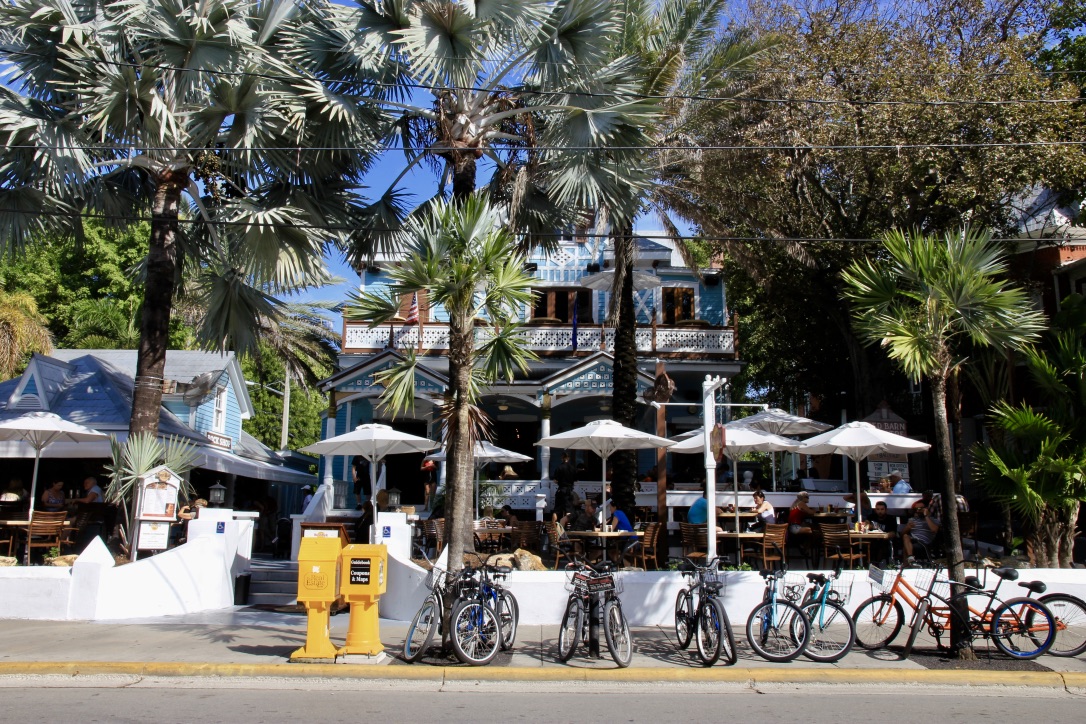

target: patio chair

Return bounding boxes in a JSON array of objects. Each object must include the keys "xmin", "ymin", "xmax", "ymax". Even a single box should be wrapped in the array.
[
  {"xmin": 743, "ymin": 523, "xmax": 788, "ymax": 569},
  {"xmin": 543, "ymin": 521, "xmax": 581, "ymax": 568},
  {"xmin": 0, "ymin": 524, "xmax": 14, "ymax": 556},
  {"xmin": 19, "ymin": 510, "xmax": 67, "ymax": 562},
  {"xmin": 680, "ymin": 522, "xmax": 707, "ymax": 563},
  {"xmin": 626, "ymin": 522, "xmax": 663, "ymax": 570},
  {"xmin": 821, "ymin": 528, "xmax": 864, "ymax": 569},
  {"xmin": 510, "ymin": 520, "xmax": 542, "ymax": 552}
]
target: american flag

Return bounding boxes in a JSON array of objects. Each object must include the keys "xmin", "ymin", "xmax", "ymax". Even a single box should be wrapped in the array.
[{"xmin": 404, "ymin": 292, "xmax": 419, "ymax": 325}]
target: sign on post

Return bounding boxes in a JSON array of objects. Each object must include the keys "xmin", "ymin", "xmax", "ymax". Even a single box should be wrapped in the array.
[{"xmin": 136, "ymin": 466, "xmax": 182, "ymax": 551}]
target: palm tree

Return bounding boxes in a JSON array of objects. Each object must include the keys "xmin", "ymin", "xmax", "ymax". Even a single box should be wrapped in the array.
[
  {"xmin": 345, "ymin": 194, "xmax": 536, "ymax": 575},
  {"xmin": 974, "ymin": 293, "xmax": 1086, "ymax": 567},
  {"xmin": 605, "ymin": 0, "xmax": 776, "ymax": 513},
  {"xmin": 0, "ymin": 289, "xmax": 53, "ymax": 378},
  {"xmin": 842, "ymin": 227, "xmax": 1046, "ymax": 588},
  {"xmin": 65, "ymin": 299, "xmax": 142, "ymax": 349},
  {"xmin": 0, "ymin": 0, "xmax": 382, "ymax": 440},
  {"xmin": 320, "ymin": 0, "xmax": 652, "ymax": 252}
]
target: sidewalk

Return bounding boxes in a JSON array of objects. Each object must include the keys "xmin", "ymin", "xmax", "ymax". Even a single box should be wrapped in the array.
[{"xmin": 2, "ymin": 606, "xmax": 1086, "ymax": 687}]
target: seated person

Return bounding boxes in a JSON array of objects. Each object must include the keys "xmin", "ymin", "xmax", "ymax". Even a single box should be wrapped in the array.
[
  {"xmin": 910, "ymin": 490, "xmax": 934, "ymax": 512},
  {"xmin": 562, "ymin": 496, "xmax": 595, "ymax": 532},
  {"xmin": 498, "ymin": 465, "xmax": 519, "ymax": 480},
  {"xmin": 867, "ymin": 501, "xmax": 897, "ymax": 534},
  {"xmin": 843, "ymin": 488, "xmax": 873, "ymax": 519},
  {"xmin": 40, "ymin": 480, "xmax": 67, "ymax": 512},
  {"xmin": 498, "ymin": 504, "xmax": 518, "ymax": 527},
  {"xmin": 874, "ymin": 477, "xmax": 892, "ymax": 493},
  {"xmin": 178, "ymin": 498, "xmax": 208, "ymax": 521},
  {"xmin": 901, "ymin": 503, "xmax": 940, "ymax": 563},
  {"xmin": 71, "ymin": 476, "xmax": 103, "ymax": 505},
  {"xmin": 0, "ymin": 478, "xmax": 28, "ymax": 502},
  {"xmin": 607, "ymin": 506, "xmax": 634, "ymax": 533},
  {"xmin": 750, "ymin": 489, "xmax": 776, "ymax": 527},
  {"xmin": 787, "ymin": 491, "xmax": 816, "ymax": 535},
  {"xmin": 687, "ymin": 496, "xmax": 726, "ymax": 530}
]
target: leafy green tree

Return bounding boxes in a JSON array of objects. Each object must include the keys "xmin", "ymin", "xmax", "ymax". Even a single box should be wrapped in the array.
[
  {"xmin": 974, "ymin": 294, "xmax": 1086, "ymax": 567},
  {"xmin": 693, "ymin": 0, "xmax": 1085, "ymax": 413},
  {"xmin": 0, "ymin": 289, "xmax": 53, "ymax": 378},
  {"xmin": 346, "ymin": 195, "xmax": 536, "ymax": 574},
  {"xmin": 241, "ymin": 344, "xmax": 329, "ymax": 452},
  {"xmin": 0, "ymin": 0, "xmax": 381, "ymax": 446},
  {"xmin": 65, "ymin": 299, "xmax": 142, "ymax": 349},
  {"xmin": 842, "ymin": 227, "xmax": 1046, "ymax": 596}
]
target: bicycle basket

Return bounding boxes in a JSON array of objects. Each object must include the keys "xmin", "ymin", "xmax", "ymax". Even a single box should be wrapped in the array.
[
  {"xmin": 827, "ymin": 578, "xmax": 853, "ymax": 606},
  {"xmin": 778, "ymin": 573, "xmax": 807, "ymax": 603},
  {"xmin": 425, "ymin": 565, "xmax": 448, "ymax": 591},
  {"xmin": 867, "ymin": 565, "xmax": 894, "ymax": 594},
  {"xmin": 705, "ymin": 569, "xmax": 728, "ymax": 593}
]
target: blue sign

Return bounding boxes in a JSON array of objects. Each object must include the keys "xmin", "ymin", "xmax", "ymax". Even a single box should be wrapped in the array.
[
  {"xmin": 216, "ymin": 521, "xmax": 225, "ymax": 534},
  {"xmin": 382, "ymin": 526, "xmax": 391, "ymax": 538}
]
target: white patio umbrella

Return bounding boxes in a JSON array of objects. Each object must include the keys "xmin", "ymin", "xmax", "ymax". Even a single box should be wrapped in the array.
[
  {"xmin": 538, "ymin": 419, "xmax": 675, "ymax": 523},
  {"xmin": 670, "ymin": 425, "xmax": 800, "ymax": 531},
  {"xmin": 0, "ymin": 412, "xmax": 108, "ymax": 564},
  {"xmin": 425, "ymin": 440, "xmax": 533, "ymax": 518},
  {"xmin": 301, "ymin": 424, "xmax": 438, "ymax": 541},
  {"xmin": 795, "ymin": 421, "xmax": 930, "ymax": 524},
  {"xmin": 579, "ymin": 269, "xmax": 662, "ymax": 291},
  {"xmin": 730, "ymin": 409, "xmax": 832, "ymax": 490}
]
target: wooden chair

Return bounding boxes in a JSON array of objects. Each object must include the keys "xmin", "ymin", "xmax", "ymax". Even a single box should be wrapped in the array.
[
  {"xmin": 679, "ymin": 523, "xmax": 707, "ymax": 563},
  {"xmin": 626, "ymin": 522, "xmax": 663, "ymax": 570},
  {"xmin": 821, "ymin": 527, "xmax": 865, "ymax": 569},
  {"xmin": 743, "ymin": 523, "xmax": 788, "ymax": 569},
  {"xmin": 0, "ymin": 524, "xmax": 14, "ymax": 556},
  {"xmin": 19, "ymin": 511, "xmax": 67, "ymax": 562},
  {"xmin": 511, "ymin": 520, "xmax": 542, "ymax": 552},
  {"xmin": 423, "ymin": 518, "xmax": 445, "ymax": 555},
  {"xmin": 543, "ymin": 521, "xmax": 581, "ymax": 569}
]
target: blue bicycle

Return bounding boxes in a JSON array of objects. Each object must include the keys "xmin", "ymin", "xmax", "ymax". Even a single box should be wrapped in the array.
[
  {"xmin": 745, "ymin": 566, "xmax": 809, "ymax": 662},
  {"xmin": 792, "ymin": 569, "xmax": 855, "ymax": 662}
]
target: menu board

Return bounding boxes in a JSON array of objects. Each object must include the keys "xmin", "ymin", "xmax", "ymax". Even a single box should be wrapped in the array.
[{"xmin": 138, "ymin": 469, "xmax": 181, "ymax": 521}]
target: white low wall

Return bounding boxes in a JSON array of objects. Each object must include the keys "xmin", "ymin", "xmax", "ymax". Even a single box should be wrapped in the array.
[
  {"xmin": 0, "ymin": 566, "xmax": 72, "ymax": 620},
  {"xmin": 380, "ymin": 543, "xmax": 1086, "ymax": 626}
]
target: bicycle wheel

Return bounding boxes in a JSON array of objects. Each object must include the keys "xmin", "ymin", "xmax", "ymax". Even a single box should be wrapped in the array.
[
  {"xmin": 746, "ymin": 600, "xmax": 808, "ymax": 662},
  {"xmin": 799, "ymin": 600, "xmax": 855, "ymax": 663},
  {"xmin": 403, "ymin": 595, "xmax": 439, "ymax": 663},
  {"xmin": 674, "ymin": 589, "xmax": 694, "ymax": 649},
  {"xmin": 603, "ymin": 599, "xmax": 633, "ymax": 668},
  {"xmin": 695, "ymin": 598, "xmax": 724, "ymax": 666},
  {"xmin": 557, "ymin": 596, "xmax": 584, "ymax": 663},
  {"xmin": 991, "ymin": 597, "xmax": 1054, "ymax": 659},
  {"xmin": 1038, "ymin": 593, "xmax": 1086, "ymax": 657},
  {"xmin": 902, "ymin": 598, "xmax": 930, "ymax": 658},
  {"xmin": 449, "ymin": 600, "xmax": 500, "ymax": 666},
  {"xmin": 853, "ymin": 595, "xmax": 905, "ymax": 650},
  {"xmin": 718, "ymin": 599, "xmax": 738, "ymax": 666},
  {"xmin": 498, "ymin": 590, "xmax": 519, "ymax": 651}
]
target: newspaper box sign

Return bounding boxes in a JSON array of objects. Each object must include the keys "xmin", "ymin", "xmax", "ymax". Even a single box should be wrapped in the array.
[
  {"xmin": 138, "ymin": 466, "xmax": 181, "ymax": 522},
  {"xmin": 349, "ymin": 557, "xmax": 372, "ymax": 586}
]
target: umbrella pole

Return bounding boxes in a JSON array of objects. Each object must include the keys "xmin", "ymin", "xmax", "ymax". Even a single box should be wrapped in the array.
[
  {"xmin": 601, "ymin": 456, "xmax": 609, "ymax": 527},
  {"xmin": 855, "ymin": 458, "xmax": 863, "ymax": 526},
  {"xmin": 771, "ymin": 452, "xmax": 777, "ymax": 492},
  {"xmin": 25, "ymin": 449, "xmax": 41, "ymax": 566},
  {"xmin": 733, "ymin": 457, "xmax": 740, "ymax": 533}
]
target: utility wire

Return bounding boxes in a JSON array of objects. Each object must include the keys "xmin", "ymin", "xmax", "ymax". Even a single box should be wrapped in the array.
[{"xmin": 1, "ymin": 47, "xmax": 1080, "ymax": 108}]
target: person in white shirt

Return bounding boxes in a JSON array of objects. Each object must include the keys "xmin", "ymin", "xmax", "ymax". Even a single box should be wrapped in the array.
[{"xmin": 72, "ymin": 476, "xmax": 103, "ymax": 504}]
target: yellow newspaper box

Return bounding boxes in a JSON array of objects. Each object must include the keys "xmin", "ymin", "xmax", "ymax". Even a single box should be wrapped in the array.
[
  {"xmin": 338, "ymin": 544, "xmax": 388, "ymax": 659},
  {"xmin": 290, "ymin": 532, "xmax": 345, "ymax": 662}
]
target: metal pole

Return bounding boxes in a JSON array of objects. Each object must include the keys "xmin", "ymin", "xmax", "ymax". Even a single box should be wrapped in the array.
[
  {"xmin": 702, "ymin": 376, "xmax": 725, "ymax": 563},
  {"xmin": 279, "ymin": 374, "xmax": 291, "ymax": 451}
]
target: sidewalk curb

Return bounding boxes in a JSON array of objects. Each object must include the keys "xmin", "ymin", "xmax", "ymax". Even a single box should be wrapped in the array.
[{"xmin": 3, "ymin": 662, "xmax": 1084, "ymax": 689}]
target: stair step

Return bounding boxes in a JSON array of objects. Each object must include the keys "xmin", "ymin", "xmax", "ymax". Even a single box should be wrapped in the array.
[
  {"xmin": 251, "ymin": 569, "xmax": 297, "ymax": 582},
  {"xmin": 247, "ymin": 592, "xmax": 297, "ymax": 606},
  {"xmin": 250, "ymin": 580, "xmax": 297, "ymax": 595}
]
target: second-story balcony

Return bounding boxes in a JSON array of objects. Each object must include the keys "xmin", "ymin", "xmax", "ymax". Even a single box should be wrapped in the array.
[{"xmin": 343, "ymin": 320, "xmax": 737, "ymax": 360}]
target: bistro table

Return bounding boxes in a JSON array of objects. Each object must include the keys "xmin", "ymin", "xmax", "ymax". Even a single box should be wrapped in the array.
[
  {"xmin": 716, "ymin": 530, "xmax": 764, "ymax": 564},
  {"xmin": 473, "ymin": 525, "xmax": 513, "ymax": 553},
  {"xmin": 565, "ymin": 530, "xmax": 643, "ymax": 564},
  {"xmin": 850, "ymin": 529, "xmax": 895, "ymax": 564}
]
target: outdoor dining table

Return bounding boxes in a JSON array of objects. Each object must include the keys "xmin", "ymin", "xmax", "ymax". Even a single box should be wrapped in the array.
[
  {"xmin": 473, "ymin": 525, "xmax": 514, "ymax": 553},
  {"xmin": 849, "ymin": 529, "xmax": 894, "ymax": 563},
  {"xmin": 715, "ymin": 530, "xmax": 764, "ymax": 563},
  {"xmin": 564, "ymin": 530, "xmax": 644, "ymax": 564}
]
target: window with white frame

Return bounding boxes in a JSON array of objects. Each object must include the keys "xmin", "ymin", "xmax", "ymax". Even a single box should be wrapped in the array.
[{"xmin": 213, "ymin": 387, "xmax": 227, "ymax": 432}]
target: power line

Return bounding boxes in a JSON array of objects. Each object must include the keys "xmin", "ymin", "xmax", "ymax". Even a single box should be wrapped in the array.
[
  {"xmin": 0, "ymin": 206, "xmax": 1050, "ymax": 245},
  {"xmin": 2, "ymin": 47, "xmax": 1079, "ymax": 109}
]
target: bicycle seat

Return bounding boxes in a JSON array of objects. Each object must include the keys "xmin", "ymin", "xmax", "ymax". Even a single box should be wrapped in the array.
[
  {"xmin": 705, "ymin": 581, "xmax": 723, "ymax": 595},
  {"xmin": 806, "ymin": 572, "xmax": 828, "ymax": 585},
  {"xmin": 591, "ymin": 561, "xmax": 615, "ymax": 574},
  {"xmin": 964, "ymin": 576, "xmax": 982, "ymax": 589},
  {"xmin": 993, "ymin": 567, "xmax": 1019, "ymax": 581},
  {"xmin": 487, "ymin": 565, "xmax": 512, "ymax": 575},
  {"xmin": 759, "ymin": 569, "xmax": 775, "ymax": 579},
  {"xmin": 1018, "ymin": 580, "xmax": 1047, "ymax": 594}
]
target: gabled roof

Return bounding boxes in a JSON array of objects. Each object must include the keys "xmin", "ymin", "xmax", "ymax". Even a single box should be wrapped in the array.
[
  {"xmin": 320, "ymin": 348, "xmax": 448, "ymax": 394},
  {"xmin": 48, "ymin": 349, "xmax": 254, "ymax": 418},
  {"xmin": 0, "ymin": 354, "xmax": 203, "ymax": 441},
  {"xmin": 539, "ymin": 351, "xmax": 654, "ymax": 397}
]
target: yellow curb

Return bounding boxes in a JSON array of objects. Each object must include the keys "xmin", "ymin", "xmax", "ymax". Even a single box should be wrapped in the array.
[{"xmin": 1, "ymin": 662, "xmax": 1084, "ymax": 689}]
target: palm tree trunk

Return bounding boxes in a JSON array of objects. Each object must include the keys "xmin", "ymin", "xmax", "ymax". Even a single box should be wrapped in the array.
[
  {"xmin": 450, "ymin": 153, "xmax": 477, "ymax": 201},
  {"xmin": 444, "ymin": 320, "xmax": 474, "ymax": 577},
  {"xmin": 611, "ymin": 228, "xmax": 638, "ymax": 516},
  {"xmin": 932, "ymin": 371, "xmax": 974, "ymax": 658}
]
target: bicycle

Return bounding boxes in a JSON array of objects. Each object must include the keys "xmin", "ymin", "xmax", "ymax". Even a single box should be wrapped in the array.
[
  {"xmin": 674, "ymin": 557, "xmax": 737, "ymax": 666},
  {"xmin": 557, "ymin": 559, "xmax": 633, "ymax": 668},
  {"xmin": 1024, "ymin": 590, "xmax": 1086, "ymax": 657},
  {"xmin": 791, "ymin": 568, "xmax": 855, "ymax": 663},
  {"xmin": 854, "ymin": 565, "xmax": 1055, "ymax": 659},
  {"xmin": 402, "ymin": 562, "xmax": 470, "ymax": 663},
  {"xmin": 745, "ymin": 565, "xmax": 809, "ymax": 662}
]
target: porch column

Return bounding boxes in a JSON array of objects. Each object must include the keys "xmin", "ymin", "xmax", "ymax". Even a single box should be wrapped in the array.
[{"xmin": 539, "ymin": 393, "xmax": 552, "ymax": 483}]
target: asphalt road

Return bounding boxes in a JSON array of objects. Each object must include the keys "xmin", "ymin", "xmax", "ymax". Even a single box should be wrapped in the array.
[{"xmin": 1, "ymin": 678, "xmax": 1084, "ymax": 723}]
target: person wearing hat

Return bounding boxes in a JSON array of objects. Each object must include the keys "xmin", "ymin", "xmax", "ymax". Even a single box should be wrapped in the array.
[
  {"xmin": 889, "ymin": 471, "xmax": 912, "ymax": 494},
  {"xmin": 561, "ymin": 492, "xmax": 594, "ymax": 532},
  {"xmin": 787, "ymin": 491, "xmax": 817, "ymax": 536},
  {"xmin": 300, "ymin": 485, "xmax": 314, "ymax": 513}
]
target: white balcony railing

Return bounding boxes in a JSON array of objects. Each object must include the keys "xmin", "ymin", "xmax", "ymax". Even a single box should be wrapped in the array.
[{"xmin": 344, "ymin": 323, "xmax": 735, "ymax": 356}]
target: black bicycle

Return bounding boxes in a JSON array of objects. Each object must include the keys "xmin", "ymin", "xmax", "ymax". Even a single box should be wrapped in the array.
[
  {"xmin": 557, "ymin": 559, "xmax": 633, "ymax": 667},
  {"xmin": 674, "ymin": 557, "xmax": 737, "ymax": 666}
]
